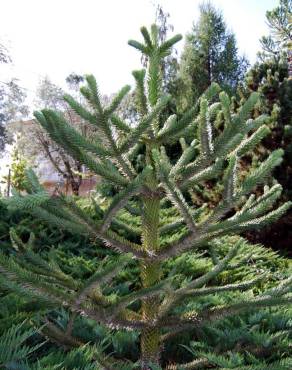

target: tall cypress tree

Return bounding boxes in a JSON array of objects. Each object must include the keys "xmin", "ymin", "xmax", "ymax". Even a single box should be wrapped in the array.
[
  {"xmin": 177, "ymin": 2, "xmax": 248, "ymax": 110},
  {"xmin": 0, "ymin": 25, "xmax": 291, "ymax": 369}
]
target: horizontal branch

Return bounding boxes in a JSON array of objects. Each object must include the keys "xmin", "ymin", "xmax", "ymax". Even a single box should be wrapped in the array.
[
  {"xmin": 157, "ymin": 241, "xmax": 243, "ymax": 318},
  {"xmin": 108, "ymin": 279, "xmax": 171, "ymax": 315},
  {"xmin": 165, "ymin": 358, "xmax": 210, "ymax": 370},
  {"xmin": 160, "ymin": 295, "xmax": 292, "ymax": 340},
  {"xmin": 159, "ymin": 205, "xmax": 207, "ymax": 235},
  {"xmin": 181, "ymin": 276, "xmax": 265, "ymax": 298}
]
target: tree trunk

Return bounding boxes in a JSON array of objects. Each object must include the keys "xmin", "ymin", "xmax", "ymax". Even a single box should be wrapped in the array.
[
  {"xmin": 6, "ymin": 168, "xmax": 11, "ymax": 197},
  {"xmin": 65, "ymin": 178, "xmax": 69, "ymax": 195},
  {"xmin": 70, "ymin": 179, "xmax": 80, "ymax": 196},
  {"xmin": 206, "ymin": 51, "xmax": 212, "ymax": 87},
  {"xmin": 140, "ymin": 196, "xmax": 161, "ymax": 369},
  {"xmin": 140, "ymin": 65, "xmax": 162, "ymax": 368}
]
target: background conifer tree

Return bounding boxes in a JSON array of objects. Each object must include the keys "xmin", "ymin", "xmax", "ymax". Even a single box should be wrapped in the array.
[
  {"xmin": 236, "ymin": 0, "xmax": 292, "ymax": 252},
  {"xmin": 0, "ymin": 44, "xmax": 28, "ymax": 151},
  {"xmin": 177, "ymin": 2, "xmax": 248, "ymax": 110},
  {"xmin": 0, "ymin": 25, "xmax": 291, "ymax": 369},
  {"xmin": 259, "ymin": 0, "xmax": 291, "ymax": 62}
]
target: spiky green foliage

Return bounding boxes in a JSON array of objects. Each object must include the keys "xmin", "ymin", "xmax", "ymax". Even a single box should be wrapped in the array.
[
  {"xmin": 1, "ymin": 230, "xmax": 291, "ymax": 369},
  {"xmin": 0, "ymin": 322, "xmax": 44, "ymax": 369},
  {"xmin": 232, "ymin": 0, "xmax": 292, "ymax": 251},
  {"xmin": 1, "ymin": 24, "xmax": 291, "ymax": 369}
]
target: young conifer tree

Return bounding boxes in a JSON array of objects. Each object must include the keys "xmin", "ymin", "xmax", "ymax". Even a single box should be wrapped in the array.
[{"xmin": 1, "ymin": 25, "xmax": 291, "ymax": 369}]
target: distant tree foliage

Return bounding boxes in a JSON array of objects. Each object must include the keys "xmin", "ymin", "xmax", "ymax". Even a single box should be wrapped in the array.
[
  {"xmin": 235, "ymin": 0, "xmax": 292, "ymax": 251},
  {"xmin": 66, "ymin": 73, "xmax": 84, "ymax": 88},
  {"xmin": 16, "ymin": 77, "xmax": 88, "ymax": 195},
  {"xmin": 0, "ymin": 44, "xmax": 28, "ymax": 151},
  {"xmin": 8, "ymin": 148, "xmax": 27, "ymax": 192},
  {"xmin": 177, "ymin": 2, "xmax": 249, "ymax": 110},
  {"xmin": 239, "ymin": 0, "xmax": 292, "ymax": 195},
  {"xmin": 259, "ymin": 0, "xmax": 292, "ymax": 60},
  {"xmin": 34, "ymin": 76, "xmax": 65, "ymax": 111},
  {"xmin": 0, "ymin": 43, "xmax": 11, "ymax": 64}
]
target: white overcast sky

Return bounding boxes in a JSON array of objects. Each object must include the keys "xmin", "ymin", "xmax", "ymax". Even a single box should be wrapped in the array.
[{"xmin": 0, "ymin": 0, "xmax": 278, "ymax": 105}]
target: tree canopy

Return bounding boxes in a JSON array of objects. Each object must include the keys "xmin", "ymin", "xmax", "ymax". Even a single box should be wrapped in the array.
[{"xmin": 178, "ymin": 2, "xmax": 248, "ymax": 110}]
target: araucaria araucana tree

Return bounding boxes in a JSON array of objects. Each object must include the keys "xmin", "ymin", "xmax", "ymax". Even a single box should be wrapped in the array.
[{"xmin": 1, "ymin": 26, "xmax": 291, "ymax": 369}]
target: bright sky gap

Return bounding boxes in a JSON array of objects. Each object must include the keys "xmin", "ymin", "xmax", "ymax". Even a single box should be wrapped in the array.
[{"xmin": 0, "ymin": 0, "xmax": 278, "ymax": 106}]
